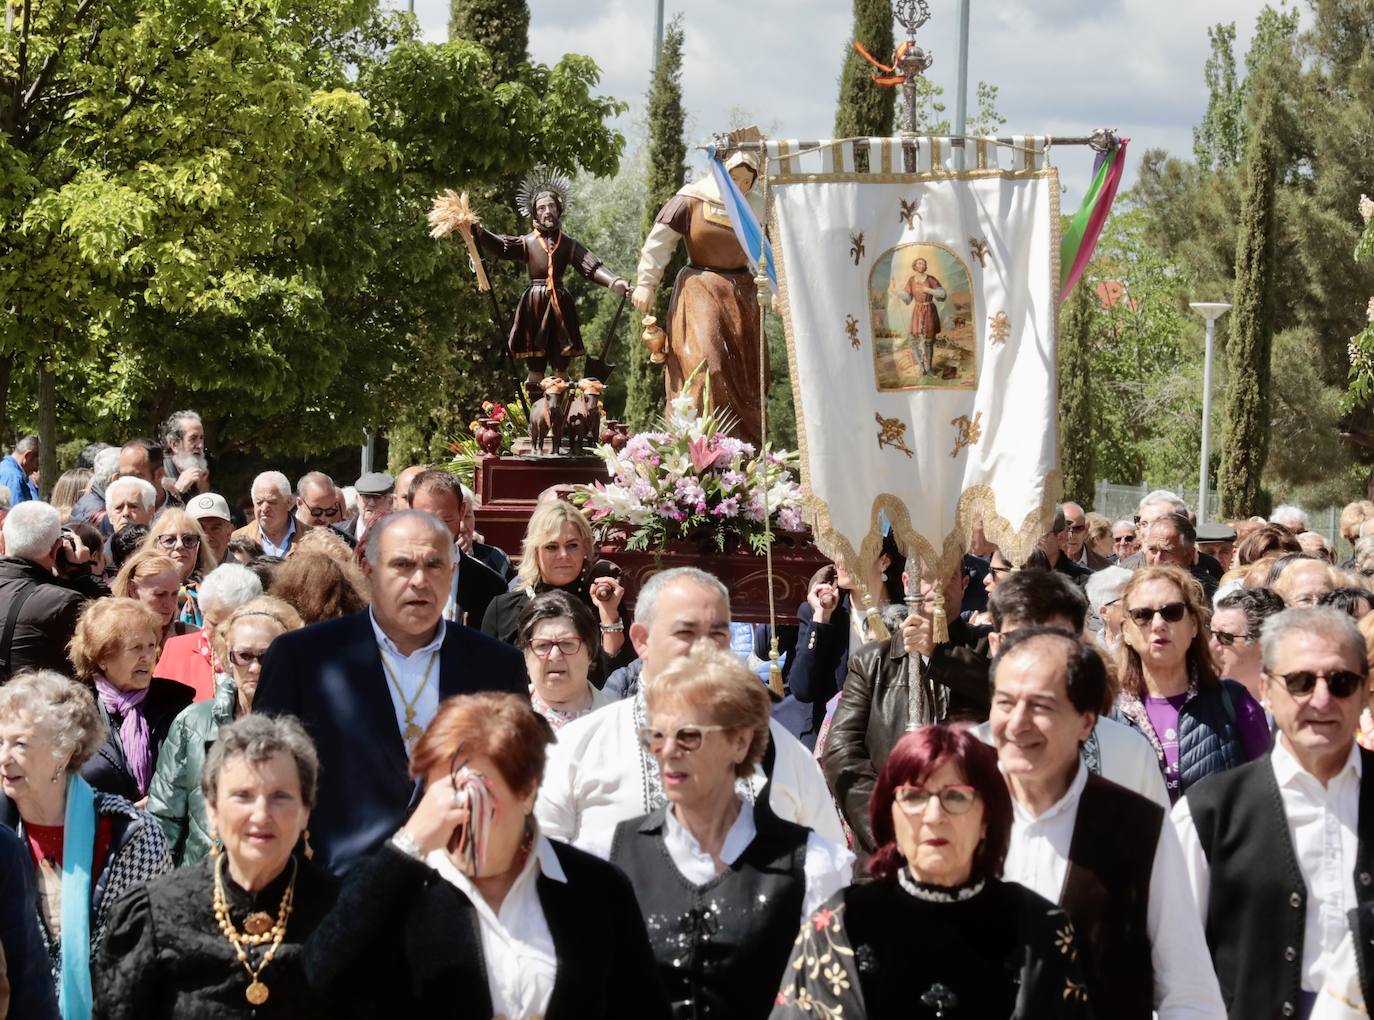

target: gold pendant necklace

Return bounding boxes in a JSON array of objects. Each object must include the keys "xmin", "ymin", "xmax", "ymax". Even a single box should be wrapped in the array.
[
  {"xmin": 380, "ymin": 647, "xmax": 439, "ymax": 745},
  {"xmin": 212, "ymin": 854, "xmax": 297, "ymax": 1006}
]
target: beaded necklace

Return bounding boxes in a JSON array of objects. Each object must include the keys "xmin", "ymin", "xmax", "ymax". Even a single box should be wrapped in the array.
[{"xmin": 212, "ymin": 853, "xmax": 297, "ymax": 1006}]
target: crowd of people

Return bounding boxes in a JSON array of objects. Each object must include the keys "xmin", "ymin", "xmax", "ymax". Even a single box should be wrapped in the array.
[{"xmin": 0, "ymin": 415, "xmax": 1373, "ymax": 1018}]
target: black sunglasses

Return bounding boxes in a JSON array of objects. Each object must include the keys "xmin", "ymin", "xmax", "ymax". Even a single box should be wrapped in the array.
[
  {"xmin": 1127, "ymin": 602, "xmax": 1188, "ymax": 626},
  {"xmin": 1267, "ymin": 669, "xmax": 1366, "ymax": 699},
  {"xmin": 302, "ymin": 502, "xmax": 339, "ymax": 519},
  {"xmin": 1210, "ymin": 629, "xmax": 1250, "ymax": 647}
]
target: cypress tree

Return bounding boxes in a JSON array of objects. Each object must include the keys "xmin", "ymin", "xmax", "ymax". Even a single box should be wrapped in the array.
[
  {"xmin": 1058, "ymin": 279, "xmax": 1096, "ymax": 508},
  {"xmin": 624, "ymin": 17, "xmax": 687, "ymax": 431},
  {"xmin": 834, "ymin": 0, "xmax": 896, "ymax": 138},
  {"xmin": 448, "ymin": 0, "xmax": 529, "ymax": 83},
  {"xmin": 1217, "ymin": 67, "xmax": 1283, "ymax": 519}
]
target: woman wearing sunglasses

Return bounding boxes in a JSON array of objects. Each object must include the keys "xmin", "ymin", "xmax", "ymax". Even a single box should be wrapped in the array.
[
  {"xmin": 516, "ymin": 591, "xmax": 613, "ymax": 730},
  {"xmin": 147, "ymin": 597, "xmax": 304, "ymax": 865},
  {"xmin": 773, "ymin": 725, "xmax": 1093, "ymax": 1018},
  {"xmin": 610, "ymin": 641, "xmax": 852, "ymax": 1020},
  {"xmin": 142, "ymin": 508, "xmax": 218, "ymax": 628},
  {"xmin": 305, "ymin": 692, "xmax": 671, "ymax": 1019},
  {"xmin": 1115, "ymin": 565, "xmax": 1270, "ymax": 803}
]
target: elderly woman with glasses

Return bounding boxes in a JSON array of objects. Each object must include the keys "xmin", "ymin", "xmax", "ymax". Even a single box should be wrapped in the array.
[
  {"xmin": 148, "ymin": 597, "xmax": 305, "ymax": 866},
  {"xmin": 70, "ymin": 598, "xmax": 195, "ymax": 804},
  {"xmin": 516, "ymin": 591, "xmax": 614, "ymax": 730},
  {"xmin": 1115, "ymin": 564, "xmax": 1270, "ymax": 803},
  {"xmin": 304, "ymin": 691, "xmax": 671, "ymax": 1018},
  {"xmin": 113, "ymin": 550, "xmax": 196, "ymax": 640},
  {"xmin": 607, "ymin": 641, "xmax": 853, "ymax": 1020},
  {"xmin": 142, "ymin": 508, "xmax": 217, "ymax": 628},
  {"xmin": 0, "ymin": 670, "xmax": 171, "ymax": 1014},
  {"xmin": 773, "ymin": 725, "xmax": 1094, "ymax": 1019},
  {"xmin": 95, "ymin": 714, "xmax": 339, "ymax": 1020}
]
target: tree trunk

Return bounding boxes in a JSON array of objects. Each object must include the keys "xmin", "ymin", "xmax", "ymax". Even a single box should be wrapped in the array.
[
  {"xmin": 1058, "ymin": 280, "xmax": 1096, "ymax": 508},
  {"xmin": 1217, "ymin": 72, "xmax": 1282, "ymax": 519},
  {"xmin": 624, "ymin": 17, "xmax": 686, "ymax": 431},
  {"xmin": 37, "ymin": 357, "xmax": 56, "ymax": 502},
  {"xmin": 834, "ymin": 0, "xmax": 896, "ymax": 140}
]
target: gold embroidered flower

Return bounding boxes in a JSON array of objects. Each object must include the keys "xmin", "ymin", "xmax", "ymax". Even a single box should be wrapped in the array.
[
  {"xmin": 1063, "ymin": 978, "xmax": 1089, "ymax": 1003},
  {"xmin": 795, "ymin": 987, "xmax": 816, "ymax": 1010},
  {"xmin": 824, "ymin": 962, "xmax": 851, "ymax": 996},
  {"xmin": 1055, "ymin": 924, "xmax": 1078, "ymax": 960}
]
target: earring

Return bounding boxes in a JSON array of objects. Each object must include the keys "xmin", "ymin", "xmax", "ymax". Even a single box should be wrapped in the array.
[
  {"xmin": 209, "ymin": 834, "xmax": 222, "ymax": 859},
  {"xmin": 303, "ymin": 829, "xmax": 314, "ymax": 861},
  {"xmin": 50, "ymin": 767, "xmax": 62, "ymax": 784}
]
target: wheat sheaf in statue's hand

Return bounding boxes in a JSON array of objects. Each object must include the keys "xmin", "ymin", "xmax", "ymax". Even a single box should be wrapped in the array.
[{"xmin": 427, "ymin": 189, "xmax": 490, "ymax": 292}]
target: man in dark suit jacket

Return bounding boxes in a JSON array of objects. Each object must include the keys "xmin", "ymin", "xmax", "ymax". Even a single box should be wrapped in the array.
[
  {"xmin": 254, "ymin": 510, "xmax": 527, "ymax": 877},
  {"xmin": 406, "ymin": 469, "xmax": 506, "ymax": 627}
]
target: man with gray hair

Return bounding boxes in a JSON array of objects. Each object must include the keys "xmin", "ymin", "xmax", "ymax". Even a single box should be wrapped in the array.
[
  {"xmin": 1271, "ymin": 504, "xmax": 1310, "ymax": 535},
  {"xmin": 104, "ymin": 476, "xmax": 157, "ymax": 533},
  {"xmin": 255, "ymin": 510, "xmax": 526, "ymax": 876},
  {"xmin": 537, "ymin": 566, "xmax": 844, "ymax": 856},
  {"xmin": 0, "ymin": 437, "xmax": 39, "ymax": 505},
  {"xmin": 232, "ymin": 470, "xmax": 295, "ymax": 558},
  {"xmin": 154, "ymin": 562, "xmax": 263, "ymax": 701},
  {"xmin": 161, "ymin": 409, "xmax": 210, "ymax": 499},
  {"xmin": 0, "ymin": 501, "xmax": 87, "ymax": 679},
  {"xmin": 1174, "ymin": 607, "xmax": 1374, "ymax": 1018},
  {"xmin": 71, "ymin": 446, "xmax": 121, "ymax": 532}
]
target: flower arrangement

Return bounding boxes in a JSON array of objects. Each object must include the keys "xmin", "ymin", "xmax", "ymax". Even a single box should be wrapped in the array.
[
  {"xmin": 573, "ymin": 395, "xmax": 808, "ymax": 553},
  {"xmin": 444, "ymin": 400, "xmax": 529, "ymax": 483}
]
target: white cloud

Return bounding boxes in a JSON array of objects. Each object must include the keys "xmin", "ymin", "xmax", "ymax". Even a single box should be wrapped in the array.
[{"xmin": 396, "ymin": 0, "xmax": 1298, "ymax": 202}]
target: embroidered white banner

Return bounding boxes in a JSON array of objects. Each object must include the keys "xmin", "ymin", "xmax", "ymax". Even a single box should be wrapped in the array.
[{"xmin": 769, "ymin": 140, "xmax": 1062, "ymax": 580}]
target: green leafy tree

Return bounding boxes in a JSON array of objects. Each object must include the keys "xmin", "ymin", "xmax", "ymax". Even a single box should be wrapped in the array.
[
  {"xmin": 834, "ymin": 0, "xmax": 895, "ymax": 138},
  {"xmin": 1194, "ymin": 23, "xmax": 1243, "ymax": 170},
  {"xmin": 448, "ymin": 0, "xmax": 529, "ymax": 82},
  {"xmin": 1058, "ymin": 279, "xmax": 1096, "ymax": 507},
  {"xmin": 623, "ymin": 16, "xmax": 686, "ymax": 431},
  {"xmin": 1218, "ymin": 63, "xmax": 1285, "ymax": 519}
]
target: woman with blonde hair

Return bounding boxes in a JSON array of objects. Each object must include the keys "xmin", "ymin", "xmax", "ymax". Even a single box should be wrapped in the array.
[
  {"xmin": 148, "ymin": 597, "xmax": 305, "ymax": 865},
  {"xmin": 113, "ymin": 549, "xmax": 195, "ymax": 640},
  {"xmin": 142, "ymin": 508, "xmax": 217, "ymax": 627},
  {"xmin": 481, "ymin": 500, "xmax": 630, "ymax": 686},
  {"xmin": 608, "ymin": 641, "xmax": 852, "ymax": 1020},
  {"xmin": 70, "ymin": 597, "xmax": 194, "ymax": 803},
  {"xmin": 1114, "ymin": 564, "xmax": 1269, "ymax": 802},
  {"xmin": 50, "ymin": 468, "xmax": 92, "ymax": 522}
]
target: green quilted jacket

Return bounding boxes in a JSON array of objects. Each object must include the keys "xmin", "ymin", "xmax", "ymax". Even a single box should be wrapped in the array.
[{"xmin": 146, "ymin": 675, "xmax": 235, "ymax": 866}]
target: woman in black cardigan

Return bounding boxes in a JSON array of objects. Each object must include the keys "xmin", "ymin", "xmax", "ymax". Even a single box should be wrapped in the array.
[{"xmin": 304, "ymin": 692, "xmax": 669, "ymax": 1019}]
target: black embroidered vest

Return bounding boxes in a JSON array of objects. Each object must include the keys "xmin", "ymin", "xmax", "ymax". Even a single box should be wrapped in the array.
[
  {"xmin": 610, "ymin": 803, "xmax": 808, "ymax": 1020},
  {"xmin": 1186, "ymin": 749, "xmax": 1374, "ymax": 1019},
  {"xmin": 1059, "ymin": 773, "xmax": 1163, "ymax": 1020}
]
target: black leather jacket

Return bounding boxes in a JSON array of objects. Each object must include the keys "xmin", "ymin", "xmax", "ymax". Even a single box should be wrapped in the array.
[{"xmin": 822, "ymin": 622, "xmax": 989, "ymax": 854}]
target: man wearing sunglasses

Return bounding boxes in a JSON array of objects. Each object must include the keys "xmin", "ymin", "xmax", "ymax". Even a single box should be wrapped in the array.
[
  {"xmin": 537, "ymin": 567, "xmax": 843, "ymax": 856},
  {"xmin": 991, "ymin": 627, "xmax": 1225, "ymax": 1018},
  {"xmin": 293, "ymin": 470, "xmax": 342, "ymax": 533},
  {"xmin": 1060, "ymin": 501, "xmax": 1112, "ymax": 571},
  {"xmin": 1173, "ymin": 607, "xmax": 1374, "ymax": 1019}
]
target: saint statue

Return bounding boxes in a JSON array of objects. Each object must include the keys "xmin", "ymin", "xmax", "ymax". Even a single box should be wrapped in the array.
[
  {"xmin": 631, "ymin": 147, "xmax": 768, "ymax": 448},
  {"xmin": 473, "ymin": 170, "xmax": 630, "ymax": 397}
]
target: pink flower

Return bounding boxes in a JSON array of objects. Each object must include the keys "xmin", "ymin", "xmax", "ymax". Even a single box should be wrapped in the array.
[
  {"xmin": 688, "ymin": 436, "xmax": 724, "ymax": 472},
  {"xmin": 811, "ymin": 908, "xmax": 834, "ymax": 931}
]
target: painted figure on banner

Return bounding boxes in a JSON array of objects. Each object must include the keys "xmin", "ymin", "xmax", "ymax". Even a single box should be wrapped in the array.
[
  {"xmin": 632, "ymin": 134, "xmax": 768, "ymax": 448},
  {"xmin": 472, "ymin": 169, "xmax": 631, "ymax": 400},
  {"xmin": 869, "ymin": 241, "xmax": 977, "ymax": 391}
]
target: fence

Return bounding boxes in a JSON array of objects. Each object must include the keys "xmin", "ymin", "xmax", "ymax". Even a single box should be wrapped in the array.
[{"xmin": 1091, "ymin": 482, "xmax": 1345, "ymax": 551}]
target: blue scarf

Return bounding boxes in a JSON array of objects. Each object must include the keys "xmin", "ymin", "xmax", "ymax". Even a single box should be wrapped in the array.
[{"xmin": 59, "ymin": 774, "xmax": 96, "ymax": 1020}]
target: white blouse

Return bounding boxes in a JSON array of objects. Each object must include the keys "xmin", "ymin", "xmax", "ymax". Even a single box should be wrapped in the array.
[{"xmin": 427, "ymin": 833, "xmax": 566, "ymax": 1020}]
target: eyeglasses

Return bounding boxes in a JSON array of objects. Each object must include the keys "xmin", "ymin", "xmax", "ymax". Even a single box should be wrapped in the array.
[
  {"xmin": 229, "ymin": 648, "xmax": 267, "ymax": 668},
  {"xmin": 156, "ymin": 533, "xmax": 201, "ymax": 550},
  {"xmin": 1113, "ymin": 535, "xmax": 1137, "ymax": 545},
  {"xmin": 636, "ymin": 724, "xmax": 729, "ymax": 753},
  {"xmin": 1126, "ymin": 602, "xmax": 1188, "ymax": 626},
  {"xmin": 1064, "ymin": 523, "xmax": 1086, "ymax": 535},
  {"xmin": 1210, "ymin": 629, "xmax": 1251, "ymax": 647},
  {"xmin": 893, "ymin": 784, "xmax": 979, "ymax": 815},
  {"xmin": 528, "ymin": 637, "xmax": 584, "ymax": 658},
  {"xmin": 302, "ymin": 503, "xmax": 339, "ymax": 519},
  {"xmin": 1359, "ymin": 567, "xmax": 1374, "ymax": 578},
  {"xmin": 987, "ymin": 564, "xmax": 1013, "ymax": 577},
  {"xmin": 1266, "ymin": 669, "xmax": 1366, "ymax": 699}
]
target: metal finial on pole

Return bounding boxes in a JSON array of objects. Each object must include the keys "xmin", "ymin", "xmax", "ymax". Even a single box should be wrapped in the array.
[{"xmin": 893, "ymin": 0, "xmax": 934, "ymax": 136}]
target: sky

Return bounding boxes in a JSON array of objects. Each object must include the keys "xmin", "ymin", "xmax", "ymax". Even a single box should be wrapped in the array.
[{"xmin": 394, "ymin": 0, "xmax": 1301, "ymax": 205}]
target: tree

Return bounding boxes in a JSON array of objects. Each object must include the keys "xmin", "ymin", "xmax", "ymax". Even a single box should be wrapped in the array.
[
  {"xmin": 1058, "ymin": 279, "xmax": 1096, "ymax": 507},
  {"xmin": 448, "ymin": 0, "xmax": 529, "ymax": 82},
  {"xmin": 1193, "ymin": 23, "xmax": 1243, "ymax": 170},
  {"xmin": 623, "ymin": 16, "xmax": 686, "ymax": 431},
  {"xmin": 1218, "ymin": 64, "xmax": 1285, "ymax": 519},
  {"xmin": 834, "ymin": 0, "xmax": 895, "ymax": 138}
]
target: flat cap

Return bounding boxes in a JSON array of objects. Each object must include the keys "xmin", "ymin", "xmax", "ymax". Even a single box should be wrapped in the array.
[
  {"xmin": 1195, "ymin": 523, "xmax": 1237, "ymax": 543},
  {"xmin": 355, "ymin": 471, "xmax": 394, "ymax": 495}
]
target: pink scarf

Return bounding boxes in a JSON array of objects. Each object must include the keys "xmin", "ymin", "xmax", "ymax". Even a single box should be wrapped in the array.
[{"xmin": 94, "ymin": 676, "xmax": 152, "ymax": 795}]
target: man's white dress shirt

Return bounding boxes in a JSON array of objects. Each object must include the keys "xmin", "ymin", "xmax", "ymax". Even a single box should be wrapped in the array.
[
  {"xmin": 536, "ymin": 697, "xmax": 845, "ymax": 856},
  {"xmin": 369, "ymin": 609, "xmax": 444, "ymax": 750},
  {"xmin": 657, "ymin": 797, "xmax": 853, "ymax": 920},
  {"xmin": 1003, "ymin": 761, "xmax": 1226, "ymax": 1019},
  {"xmin": 1173, "ymin": 739, "xmax": 1362, "ymax": 994},
  {"xmin": 428, "ymin": 833, "xmax": 563, "ymax": 1019},
  {"xmin": 259, "ymin": 517, "xmax": 296, "ymax": 559}
]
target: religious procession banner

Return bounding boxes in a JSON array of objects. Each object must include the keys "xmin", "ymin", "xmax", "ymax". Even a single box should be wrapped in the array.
[{"xmin": 766, "ymin": 136, "xmax": 1061, "ymax": 594}]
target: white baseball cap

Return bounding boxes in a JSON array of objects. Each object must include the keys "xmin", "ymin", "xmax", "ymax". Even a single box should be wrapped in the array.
[{"xmin": 187, "ymin": 492, "xmax": 232, "ymax": 522}]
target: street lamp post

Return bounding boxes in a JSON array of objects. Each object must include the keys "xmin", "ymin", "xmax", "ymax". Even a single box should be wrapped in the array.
[{"xmin": 1189, "ymin": 302, "xmax": 1231, "ymax": 523}]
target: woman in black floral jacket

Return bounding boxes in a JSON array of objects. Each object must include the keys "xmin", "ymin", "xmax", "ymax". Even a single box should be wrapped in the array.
[{"xmin": 772, "ymin": 726, "xmax": 1094, "ymax": 1019}]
